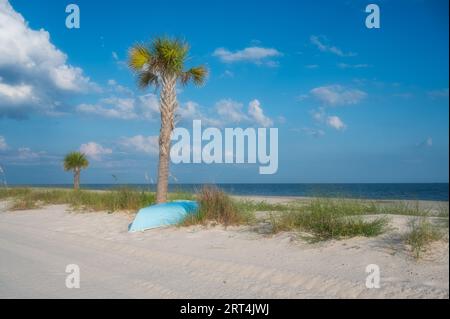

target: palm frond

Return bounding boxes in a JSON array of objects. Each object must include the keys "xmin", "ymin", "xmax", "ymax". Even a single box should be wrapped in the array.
[
  {"xmin": 152, "ymin": 37, "xmax": 189, "ymax": 75},
  {"xmin": 128, "ymin": 44, "xmax": 152, "ymax": 71},
  {"xmin": 181, "ymin": 65, "xmax": 208, "ymax": 86},
  {"xmin": 138, "ymin": 71, "xmax": 159, "ymax": 89}
]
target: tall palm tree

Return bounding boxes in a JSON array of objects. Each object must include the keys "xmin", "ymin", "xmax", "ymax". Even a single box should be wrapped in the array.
[
  {"xmin": 128, "ymin": 37, "xmax": 207, "ymax": 203},
  {"xmin": 63, "ymin": 152, "xmax": 89, "ymax": 190}
]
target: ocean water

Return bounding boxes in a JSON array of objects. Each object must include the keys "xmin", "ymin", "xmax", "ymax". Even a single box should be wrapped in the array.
[{"xmin": 15, "ymin": 183, "xmax": 449, "ymax": 201}]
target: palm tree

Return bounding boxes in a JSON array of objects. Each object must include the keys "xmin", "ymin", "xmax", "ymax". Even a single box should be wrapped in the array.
[
  {"xmin": 63, "ymin": 152, "xmax": 89, "ymax": 190},
  {"xmin": 128, "ymin": 37, "xmax": 207, "ymax": 203}
]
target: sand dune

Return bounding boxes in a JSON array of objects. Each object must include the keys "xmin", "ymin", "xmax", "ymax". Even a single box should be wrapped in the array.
[{"xmin": 0, "ymin": 202, "xmax": 448, "ymax": 298}]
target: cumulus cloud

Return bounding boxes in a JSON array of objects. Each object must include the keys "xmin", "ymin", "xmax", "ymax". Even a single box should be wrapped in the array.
[
  {"xmin": 119, "ymin": 135, "xmax": 159, "ymax": 155},
  {"xmin": 176, "ymin": 101, "xmax": 220, "ymax": 127},
  {"xmin": 214, "ymin": 99, "xmax": 274, "ymax": 127},
  {"xmin": 248, "ymin": 99, "xmax": 273, "ymax": 127},
  {"xmin": 213, "ymin": 46, "xmax": 281, "ymax": 66},
  {"xmin": 326, "ymin": 116, "xmax": 346, "ymax": 130},
  {"xmin": 310, "ymin": 35, "xmax": 356, "ymax": 57},
  {"xmin": 77, "ymin": 93, "xmax": 160, "ymax": 120},
  {"xmin": 176, "ymin": 98, "xmax": 274, "ymax": 128},
  {"xmin": 80, "ymin": 142, "xmax": 112, "ymax": 160},
  {"xmin": 215, "ymin": 99, "xmax": 248, "ymax": 123},
  {"xmin": 0, "ymin": 0, "xmax": 97, "ymax": 118},
  {"xmin": 0, "ymin": 135, "xmax": 7, "ymax": 150},
  {"xmin": 310, "ymin": 107, "xmax": 347, "ymax": 132},
  {"xmin": 310, "ymin": 85, "xmax": 367, "ymax": 106},
  {"xmin": 107, "ymin": 79, "xmax": 133, "ymax": 95}
]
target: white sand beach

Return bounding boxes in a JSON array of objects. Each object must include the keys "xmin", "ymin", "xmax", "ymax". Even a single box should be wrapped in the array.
[{"xmin": 0, "ymin": 198, "xmax": 448, "ymax": 299}]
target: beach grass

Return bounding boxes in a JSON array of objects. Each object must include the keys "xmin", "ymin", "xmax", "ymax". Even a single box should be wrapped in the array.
[
  {"xmin": 268, "ymin": 198, "xmax": 389, "ymax": 241},
  {"xmin": 5, "ymin": 187, "xmax": 156, "ymax": 212},
  {"xmin": 181, "ymin": 186, "xmax": 254, "ymax": 226},
  {"xmin": 233, "ymin": 199, "xmax": 294, "ymax": 213},
  {"xmin": 403, "ymin": 217, "xmax": 444, "ymax": 259},
  {"xmin": 2, "ymin": 187, "xmax": 447, "ymax": 244}
]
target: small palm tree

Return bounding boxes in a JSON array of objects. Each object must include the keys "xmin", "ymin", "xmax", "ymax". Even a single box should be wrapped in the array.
[
  {"xmin": 128, "ymin": 37, "xmax": 207, "ymax": 203},
  {"xmin": 63, "ymin": 152, "xmax": 89, "ymax": 190}
]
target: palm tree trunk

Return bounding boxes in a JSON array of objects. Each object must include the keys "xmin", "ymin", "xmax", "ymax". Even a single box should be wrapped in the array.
[
  {"xmin": 156, "ymin": 75, "xmax": 177, "ymax": 203},
  {"xmin": 74, "ymin": 168, "xmax": 80, "ymax": 190}
]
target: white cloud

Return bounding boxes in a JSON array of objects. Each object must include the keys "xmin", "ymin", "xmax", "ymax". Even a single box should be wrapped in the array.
[
  {"xmin": 310, "ymin": 107, "xmax": 326, "ymax": 122},
  {"xmin": 310, "ymin": 107, "xmax": 347, "ymax": 131},
  {"xmin": 177, "ymin": 101, "xmax": 199, "ymax": 119},
  {"xmin": 175, "ymin": 101, "xmax": 222, "ymax": 127},
  {"xmin": 0, "ymin": 82, "xmax": 34, "ymax": 102},
  {"xmin": 220, "ymin": 70, "xmax": 234, "ymax": 78},
  {"xmin": 177, "ymin": 98, "xmax": 274, "ymax": 128},
  {"xmin": 77, "ymin": 93, "xmax": 160, "ymax": 120},
  {"xmin": 428, "ymin": 88, "xmax": 449, "ymax": 99},
  {"xmin": 107, "ymin": 79, "xmax": 133, "ymax": 95},
  {"xmin": 0, "ymin": 144, "xmax": 59, "ymax": 166},
  {"xmin": 80, "ymin": 142, "xmax": 112, "ymax": 160},
  {"xmin": 216, "ymin": 99, "xmax": 248, "ymax": 123},
  {"xmin": 417, "ymin": 137, "xmax": 433, "ymax": 148},
  {"xmin": 327, "ymin": 116, "xmax": 346, "ymax": 130},
  {"xmin": 213, "ymin": 46, "xmax": 281, "ymax": 66},
  {"xmin": 305, "ymin": 64, "xmax": 319, "ymax": 69},
  {"xmin": 248, "ymin": 99, "xmax": 273, "ymax": 127},
  {"xmin": 111, "ymin": 51, "xmax": 126, "ymax": 69},
  {"xmin": 17, "ymin": 147, "xmax": 40, "ymax": 160},
  {"xmin": 337, "ymin": 63, "xmax": 370, "ymax": 69},
  {"xmin": 296, "ymin": 94, "xmax": 309, "ymax": 102},
  {"xmin": 119, "ymin": 135, "xmax": 159, "ymax": 155},
  {"xmin": 0, "ymin": 135, "xmax": 7, "ymax": 150},
  {"xmin": 298, "ymin": 127, "xmax": 325, "ymax": 138},
  {"xmin": 0, "ymin": 0, "xmax": 97, "ymax": 118},
  {"xmin": 77, "ymin": 98, "xmax": 136, "ymax": 120},
  {"xmin": 310, "ymin": 85, "xmax": 367, "ymax": 106},
  {"xmin": 310, "ymin": 35, "xmax": 356, "ymax": 57}
]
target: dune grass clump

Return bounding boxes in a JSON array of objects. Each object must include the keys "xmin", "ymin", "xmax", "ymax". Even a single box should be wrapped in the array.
[
  {"xmin": 404, "ymin": 218, "xmax": 444, "ymax": 259},
  {"xmin": 182, "ymin": 186, "xmax": 254, "ymax": 226},
  {"xmin": 269, "ymin": 198, "xmax": 388, "ymax": 241}
]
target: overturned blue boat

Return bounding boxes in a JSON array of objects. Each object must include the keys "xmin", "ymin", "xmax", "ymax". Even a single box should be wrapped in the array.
[{"xmin": 128, "ymin": 200, "xmax": 199, "ymax": 232}]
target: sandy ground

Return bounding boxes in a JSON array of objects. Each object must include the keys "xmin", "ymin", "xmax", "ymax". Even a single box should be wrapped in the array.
[{"xmin": 0, "ymin": 199, "xmax": 448, "ymax": 299}]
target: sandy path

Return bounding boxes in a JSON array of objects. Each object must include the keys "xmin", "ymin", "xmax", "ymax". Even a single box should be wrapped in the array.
[{"xmin": 0, "ymin": 204, "xmax": 448, "ymax": 298}]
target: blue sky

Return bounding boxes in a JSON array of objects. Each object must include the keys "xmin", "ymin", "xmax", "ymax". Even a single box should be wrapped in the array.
[{"xmin": 0, "ymin": 0, "xmax": 448, "ymax": 184}]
